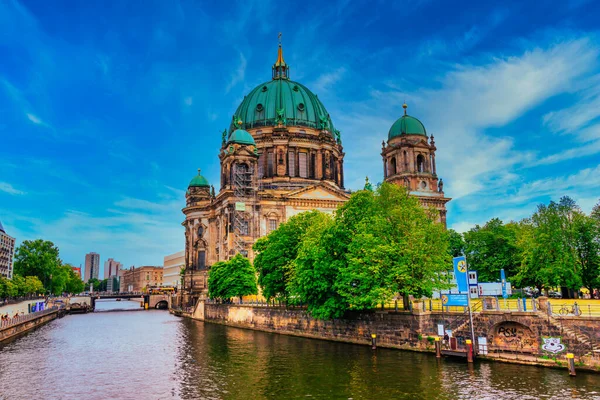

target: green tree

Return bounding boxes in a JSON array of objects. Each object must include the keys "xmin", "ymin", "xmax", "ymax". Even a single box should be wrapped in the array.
[
  {"xmin": 463, "ymin": 218, "xmax": 521, "ymax": 282},
  {"xmin": 13, "ymin": 239, "xmax": 62, "ymax": 292},
  {"xmin": 514, "ymin": 197, "xmax": 581, "ymax": 296},
  {"xmin": 447, "ymin": 229, "xmax": 465, "ymax": 257},
  {"xmin": 290, "ymin": 183, "xmax": 451, "ymax": 319},
  {"xmin": 208, "ymin": 254, "xmax": 258, "ymax": 301},
  {"xmin": 573, "ymin": 212, "xmax": 600, "ymax": 293},
  {"xmin": 253, "ymin": 210, "xmax": 327, "ymax": 301},
  {"xmin": 24, "ymin": 276, "xmax": 45, "ymax": 295},
  {"xmin": 11, "ymin": 275, "xmax": 27, "ymax": 297},
  {"xmin": 288, "ymin": 213, "xmax": 342, "ymax": 318}
]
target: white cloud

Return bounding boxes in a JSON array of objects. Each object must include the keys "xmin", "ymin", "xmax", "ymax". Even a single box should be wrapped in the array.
[
  {"xmin": 310, "ymin": 67, "xmax": 346, "ymax": 93},
  {"xmin": 225, "ymin": 51, "xmax": 247, "ymax": 93},
  {"xmin": 0, "ymin": 182, "xmax": 25, "ymax": 195},
  {"xmin": 26, "ymin": 113, "xmax": 43, "ymax": 124}
]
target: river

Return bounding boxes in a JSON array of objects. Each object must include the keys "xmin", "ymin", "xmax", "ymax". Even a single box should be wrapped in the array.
[{"xmin": 0, "ymin": 300, "xmax": 599, "ymax": 399}]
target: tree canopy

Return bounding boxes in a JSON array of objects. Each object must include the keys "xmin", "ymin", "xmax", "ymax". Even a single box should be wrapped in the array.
[
  {"xmin": 208, "ymin": 254, "xmax": 258, "ymax": 301},
  {"xmin": 12, "ymin": 239, "xmax": 84, "ymax": 296},
  {"xmin": 256, "ymin": 182, "xmax": 452, "ymax": 319}
]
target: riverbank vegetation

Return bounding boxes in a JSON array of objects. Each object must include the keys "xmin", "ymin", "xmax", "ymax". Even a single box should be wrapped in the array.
[
  {"xmin": 447, "ymin": 197, "xmax": 600, "ymax": 297},
  {"xmin": 253, "ymin": 183, "xmax": 451, "ymax": 319},
  {"xmin": 208, "ymin": 254, "xmax": 258, "ymax": 301},
  {"xmin": 12, "ymin": 239, "xmax": 84, "ymax": 296}
]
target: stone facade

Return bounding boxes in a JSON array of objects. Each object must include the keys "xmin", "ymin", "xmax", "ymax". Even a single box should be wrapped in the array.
[{"xmin": 120, "ymin": 266, "xmax": 163, "ymax": 293}]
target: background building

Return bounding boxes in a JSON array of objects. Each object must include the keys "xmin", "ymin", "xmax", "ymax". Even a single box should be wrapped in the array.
[
  {"xmin": 0, "ymin": 221, "xmax": 15, "ymax": 279},
  {"xmin": 84, "ymin": 252, "xmax": 100, "ymax": 282},
  {"xmin": 106, "ymin": 275, "xmax": 120, "ymax": 293},
  {"xmin": 163, "ymin": 251, "xmax": 184, "ymax": 288},
  {"xmin": 71, "ymin": 266, "xmax": 82, "ymax": 279},
  {"xmin": 104, "ymin": 258, "xmax": 122, "ymax": 279},
  {"xmin": 120, "ymin": 266, "xmax": 163, "ymax": 293}
]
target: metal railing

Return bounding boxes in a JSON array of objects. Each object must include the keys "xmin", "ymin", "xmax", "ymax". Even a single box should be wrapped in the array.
[{"xmin": 0, "ymin": 306, "xmax": 61, "ymax": 330}]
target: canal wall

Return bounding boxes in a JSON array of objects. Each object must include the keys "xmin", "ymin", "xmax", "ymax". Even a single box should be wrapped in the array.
[
  {"xmin": 194, "ymin": 303, "xmax": 600, "ymax": 363},
  {"xmin": 202, "ymin": 304, "xmax": 439, "ymax": 351},
  {"xmin": 0, "ymin": 308, "xmax": 61, "ymax": 344}
]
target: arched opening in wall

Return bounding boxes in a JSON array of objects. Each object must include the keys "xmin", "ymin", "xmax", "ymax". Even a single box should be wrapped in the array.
[
  {"xmin": 390, "ymin": 157, "xmax": 397, "ymax": 175},
  {"xmin": 489, "ymin": 321, "xmax": 538, "ymax": 353},
  {"xmin": 417, "ymin": 154, "xmax": 425, "ymax": 173},
  {"xmin": 404, "ymin": 151, "xmax": 408, "ymax": 170}
]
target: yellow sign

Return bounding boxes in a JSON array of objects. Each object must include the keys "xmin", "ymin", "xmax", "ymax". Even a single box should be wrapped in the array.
[
  {"xmin": 457, "ymin": 260, "xmax": 467, "ymax": 273},
  {"xmin": 441, "ymin": 295, "xmax": 448, "ymax": 305}
]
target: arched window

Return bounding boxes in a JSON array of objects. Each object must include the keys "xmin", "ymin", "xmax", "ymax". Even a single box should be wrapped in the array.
[
  {"xmin": 417, "ymin": 154, "xmax": 425, "ymax": 173},
  {"xmin": 404, "ymin": 151, "xmax": 408, "ymax": 170},
  {"xmin": 390, "ymin": 157, "xmax": 397, "ymax": 175}
]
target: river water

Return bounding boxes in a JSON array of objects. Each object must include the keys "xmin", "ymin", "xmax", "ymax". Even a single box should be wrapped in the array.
[{"xmin": 1, "ymin": 300, "xmax": 599, "ymax": 399}]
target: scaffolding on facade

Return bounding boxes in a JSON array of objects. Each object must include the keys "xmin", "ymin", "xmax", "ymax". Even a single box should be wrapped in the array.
[{"xmin": 231, "ymin": 163, "xmax": 257, "ymax": 257}]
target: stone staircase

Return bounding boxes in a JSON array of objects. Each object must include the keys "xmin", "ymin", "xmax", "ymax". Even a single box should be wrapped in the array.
[{"xmin": 539, "ymin": 311, "xmax": 600, "ymax": 356}]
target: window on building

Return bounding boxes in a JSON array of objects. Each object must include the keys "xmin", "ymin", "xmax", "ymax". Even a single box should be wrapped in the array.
[
  {"xmin": 267, "ymin": 151, "xmax": 274, "ymax": 177},
  {"xmin": 197, "ymin": 251, "xmax": 206, "ymax": 270},
  {"xmin": 268, "ymin": 219, "xmax": 278, "ymax": 232},
  {"xmin": 239, "ymin": 220, "xmax": 249, "ymax": 235},
  {"xmin": 391, "ymin": 157, "xmax": 397, "ymax": 175},
  {"xmin": 310, "ymin": 153, "xmax": 316, "ymax": 179},
  {"xmin": 298, "ymin": 152, "xmax": 308, "ymax": 178},
  {"xmin": 417, "ymin": 154, "xmax": 425, "ymax": 173},
  {"xmin": 288, "ymin": 151, "xmax": 295, "ymax": 176}
]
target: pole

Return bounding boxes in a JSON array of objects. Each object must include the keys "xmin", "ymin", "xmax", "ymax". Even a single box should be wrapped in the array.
[
  {"xmin": 435, "ymin": 337, "xmax": 442, "ymax": 358},
  {"xmin": 466, "ymin": 339, "xmax": 473, "ymax": 363},
  {"xmin": 566, "ymin": 353, "xmax": 576, "ymax": 376},
  {"xmin": 465, "ymin": 256, "xmax": 476, "ymax": 355}
]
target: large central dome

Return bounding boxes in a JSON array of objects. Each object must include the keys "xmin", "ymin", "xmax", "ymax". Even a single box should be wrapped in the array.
[{"xmin": 229, "ymin": 44, "xmax": 335, "ymax": 134}]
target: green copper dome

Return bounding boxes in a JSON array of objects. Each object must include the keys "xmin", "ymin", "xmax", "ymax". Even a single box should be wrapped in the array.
[
  {"xmin": 188, "ymin": 170, "xmax": 209, "ymax": 188},
  {"xmin": 229, "ymin": 44, "xmax": 335, "ymax": 134},
  {"xmin": 228, "ymin": 129, "xmax": 255, "ymax": 145},
  {"xmin": 231, "ymin": 79, "xmax": 334, "ymax": 133},
  {"xmin": 388, "ymin": 105, "xmax": 427, "ymax": 139}
]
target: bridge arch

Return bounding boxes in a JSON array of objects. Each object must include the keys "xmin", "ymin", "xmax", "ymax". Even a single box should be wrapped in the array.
[
  {"xmin": 488, "ymin": 320, "xmax": 538, "ymax": 353},
  {"xmin": 155, "ymin": 300, "xmax": 169, "ymax": 309}
]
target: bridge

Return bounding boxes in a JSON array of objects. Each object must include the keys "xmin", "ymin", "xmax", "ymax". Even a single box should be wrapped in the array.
[{"xmin": 67, "ymin": 294, "xmax": 170, "ymax": 312}]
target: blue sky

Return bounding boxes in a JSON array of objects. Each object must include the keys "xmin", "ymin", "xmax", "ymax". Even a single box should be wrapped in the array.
[{"xmin": 1, "ymin": 0, "xmax": 600, "ymax": 274}]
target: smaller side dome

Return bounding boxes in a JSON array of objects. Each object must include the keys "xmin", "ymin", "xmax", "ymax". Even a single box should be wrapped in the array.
[
  {"xmin": 388, "ymin": 104, "xmax": 427, "ymax": 139},
  {"xmin": 189, "ymin": 169, "xmax": 210, "ymax": 188},
  {"xmin": 228, "ymin": 129, "xmax": 255, "ymax": 145}
]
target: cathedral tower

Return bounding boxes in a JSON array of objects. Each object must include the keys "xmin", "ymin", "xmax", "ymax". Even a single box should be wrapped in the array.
[{"xmin": 381, "ymin": 104, "xmax": 450, "ymax": 225}]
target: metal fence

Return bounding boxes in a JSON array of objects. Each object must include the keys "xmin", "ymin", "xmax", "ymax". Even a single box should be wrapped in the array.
[{"xmin": 0, "ymin": 306, "xmax": 61, "ymax": 330}]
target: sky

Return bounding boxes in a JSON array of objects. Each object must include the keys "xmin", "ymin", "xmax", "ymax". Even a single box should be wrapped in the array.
[{"xmin": 1, "ymin": 0, "xmax": 600, "ymax": 276}]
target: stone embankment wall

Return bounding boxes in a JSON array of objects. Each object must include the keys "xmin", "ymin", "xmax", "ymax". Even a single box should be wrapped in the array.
[
  {"xmin": 200, "ymin": 304, "xmax": 600, "ymax": 356},
  {"xmin": 204, "ymin": 304, "xmax": 438, "ymax": 350},
  {"xmin": 0, "ymin": 310, "xmax": 59, "ymax": 343}
]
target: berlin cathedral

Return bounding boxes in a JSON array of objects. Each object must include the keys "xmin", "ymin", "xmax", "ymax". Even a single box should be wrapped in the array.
[{"xmin": 181, "ymin": 42, "xmax": 450, "ymax": 293}]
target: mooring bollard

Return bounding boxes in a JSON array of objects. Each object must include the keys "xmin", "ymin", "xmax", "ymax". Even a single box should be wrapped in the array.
[
  {"xmin": 371, "ymin": 333, "xmax": 377, "ymax": 350},
  {"xmin": 567, "ymin": 353, "xmax": 576, "ymax": 376},
  {"xmin": 466, "ymin": 339, "xmax": 473, "ymax": 363},
  {"xmin": 435, "ymin": 336, "xmax": 442, "ymax": 358}
]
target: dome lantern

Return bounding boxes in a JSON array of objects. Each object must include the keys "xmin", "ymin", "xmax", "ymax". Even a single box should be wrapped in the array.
[{"xmin": 272, "ymin": 32, "xmax": 289, "ymax": 80}]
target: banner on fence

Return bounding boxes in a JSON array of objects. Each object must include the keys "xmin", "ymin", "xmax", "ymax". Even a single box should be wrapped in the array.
[{"xmin": 441, "ymin": 293, "xmax": 469, "ymax": 307}]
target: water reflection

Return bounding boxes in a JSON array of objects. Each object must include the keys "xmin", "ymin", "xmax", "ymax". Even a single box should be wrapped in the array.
[{"xmin": 0, "ymin": 303, "xmax": 599, "ymax": 399}]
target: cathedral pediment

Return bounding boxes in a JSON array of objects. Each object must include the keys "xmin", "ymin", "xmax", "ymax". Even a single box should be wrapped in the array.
[{"xmin": 286, "ymin": 184, "xmax": 350, "ymax": 201}]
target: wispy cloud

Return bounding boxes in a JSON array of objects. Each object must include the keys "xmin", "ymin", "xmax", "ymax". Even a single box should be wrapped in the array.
[
  {"xmin": 225, "ymin": 51, "xmax": 247, "ymax": 93},
  {"xmin": 0, "ymin": 182, "xmax": 25, "ymax": 195}
]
